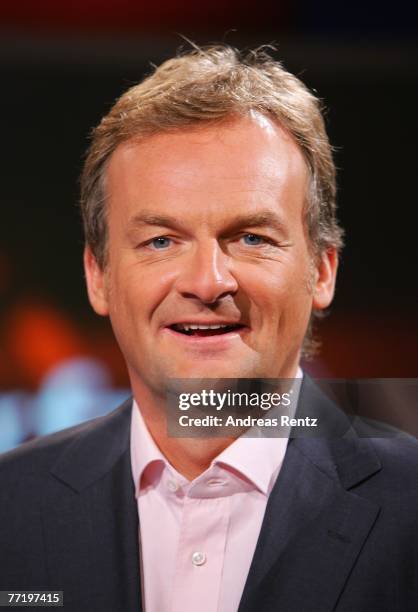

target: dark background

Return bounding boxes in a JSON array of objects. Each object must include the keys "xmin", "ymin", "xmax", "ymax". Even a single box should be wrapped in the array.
[{"xmin": 1, "ymin": 0, "xmax": 417, "ymax": 403}]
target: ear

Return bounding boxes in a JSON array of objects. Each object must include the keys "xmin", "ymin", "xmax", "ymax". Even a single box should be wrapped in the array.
[
  {"xmin": 312, "ymin": 247, "xmax": 338, "ymax": 310},
  {"xmin": 83, "ymin": 246, "xmax": 109, "ymax": 316}
]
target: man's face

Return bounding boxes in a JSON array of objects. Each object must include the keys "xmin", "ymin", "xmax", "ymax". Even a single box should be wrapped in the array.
[{"xmin": 85, "ymin": 114, "xmax": 337, "ymax": 397}]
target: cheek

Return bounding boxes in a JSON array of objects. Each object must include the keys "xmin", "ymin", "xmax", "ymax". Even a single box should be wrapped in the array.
[
  {"xmin": 240, "ymin": 261, "xmax": 311, "ymax": 308},
  {"xmin": 106, "ymin": 261, "xmax": 175, "ymax": 323},
  {"xmin": 237, "ymin": 262, "xmax": 314, "ymax": 339}
]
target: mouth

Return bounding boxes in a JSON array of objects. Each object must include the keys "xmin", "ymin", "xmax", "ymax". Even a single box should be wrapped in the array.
[{"xmin": 167, "ymin": 322, "xmax": 247, "ymax": 338}]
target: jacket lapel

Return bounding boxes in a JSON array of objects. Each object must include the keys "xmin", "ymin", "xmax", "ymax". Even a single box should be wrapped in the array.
[
  {"xmin": 42, "ymin": 400, "xmax": 141, "ymax": 612},
  {"xmin": 239, "ymin": 378, "xmax": 382, "ymax": 612}
]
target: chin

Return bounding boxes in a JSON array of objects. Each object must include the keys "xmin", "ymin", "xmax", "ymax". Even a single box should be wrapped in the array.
[{"xmin": 171, "ymin": 360, "xmax": 261, "ymax": 381}]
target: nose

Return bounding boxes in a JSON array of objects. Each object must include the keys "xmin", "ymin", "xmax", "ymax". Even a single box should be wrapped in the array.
[{"xmin": 175, "ymin": 240, "xmax": 238, "ymax": 304}]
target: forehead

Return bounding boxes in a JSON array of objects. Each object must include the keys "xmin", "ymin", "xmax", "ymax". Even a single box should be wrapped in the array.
[{"xmin": 105, "ymin": 113, "xmax": 308, "ymax": 224}]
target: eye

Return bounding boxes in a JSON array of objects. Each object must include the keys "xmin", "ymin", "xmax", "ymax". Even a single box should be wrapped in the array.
[
  {"xmin": 241, "ymin": 233, "xmax": 264, "ymax": 246},
  {"xmin": 149, "ymin": 236, "xmax": 172, "ymax": 249}
]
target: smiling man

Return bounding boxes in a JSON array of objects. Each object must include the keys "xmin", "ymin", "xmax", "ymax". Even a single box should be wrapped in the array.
[
  {"xmin": 1, "ymin": 46, "xmax": 417, "ymax": 612},
  {"xmin": 86, "ymin": 113, "xmax": 333, "ymax": 384}
]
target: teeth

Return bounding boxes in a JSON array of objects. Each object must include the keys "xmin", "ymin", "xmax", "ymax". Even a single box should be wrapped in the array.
[{"xmin": 177, "ymin": 323, "xmax": 231, "ymax": 331}]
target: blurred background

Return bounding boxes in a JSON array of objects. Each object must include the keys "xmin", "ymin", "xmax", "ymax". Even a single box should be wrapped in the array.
[{"xmin": 1, "ymin": 0, "xmax": 417, "ymax": 450}]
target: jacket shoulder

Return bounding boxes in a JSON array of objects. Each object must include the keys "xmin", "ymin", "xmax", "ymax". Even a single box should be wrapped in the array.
[
  {"xmin": 368, "ymin": 436, "xmax": 418, "ymax": 487},
  {"xmin": 0, "ymin": 399, "xmax": 132, "ymax": 483}
]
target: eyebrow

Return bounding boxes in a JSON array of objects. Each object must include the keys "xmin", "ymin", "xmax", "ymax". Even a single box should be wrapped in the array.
[
  {"xmin": 126, "ymin": 210, "xmax": 289, "ymax": 236},
  {"xmin": 127, "ymin": 212, "xmax": 185, "ymax": 232},
  {"xmin": 220, "ymin": 211, "xmax": 289, "ymax": 236}
]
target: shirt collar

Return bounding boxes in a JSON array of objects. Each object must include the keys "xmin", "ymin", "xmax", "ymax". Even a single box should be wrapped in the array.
[{"xmin": 130, "ymin": 400, "xmax": 169, "ymax": 498}]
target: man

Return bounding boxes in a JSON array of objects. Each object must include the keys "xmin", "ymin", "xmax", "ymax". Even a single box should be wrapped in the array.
[{"xmin": 0, "ymin": 46, "xmax": 417, "ymax": 611}]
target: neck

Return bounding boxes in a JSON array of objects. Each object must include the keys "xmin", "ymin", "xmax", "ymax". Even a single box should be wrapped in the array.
[{"xmin": 131, "ymin": 382, "xmax": 236, "ymax": 481}]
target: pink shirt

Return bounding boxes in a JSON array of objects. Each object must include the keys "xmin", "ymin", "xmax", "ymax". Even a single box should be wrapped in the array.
[{"xmin": 130, "ymin": 385, "xmax": 298, "ymax": 612}]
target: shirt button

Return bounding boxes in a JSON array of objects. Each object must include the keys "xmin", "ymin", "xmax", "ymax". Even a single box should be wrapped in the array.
[
  {"xmin": 167, "ymin": 479, "xmax": 179, "ymax": 492},
  {"xmin": 191, "ymin": 551, "xmax": 206, "ymax": 566}
]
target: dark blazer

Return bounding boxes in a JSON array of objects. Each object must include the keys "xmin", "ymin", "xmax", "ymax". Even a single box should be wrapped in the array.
[{"xmin": 1, "ymin": 378, "xmax": 417, "ymax": 611}]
